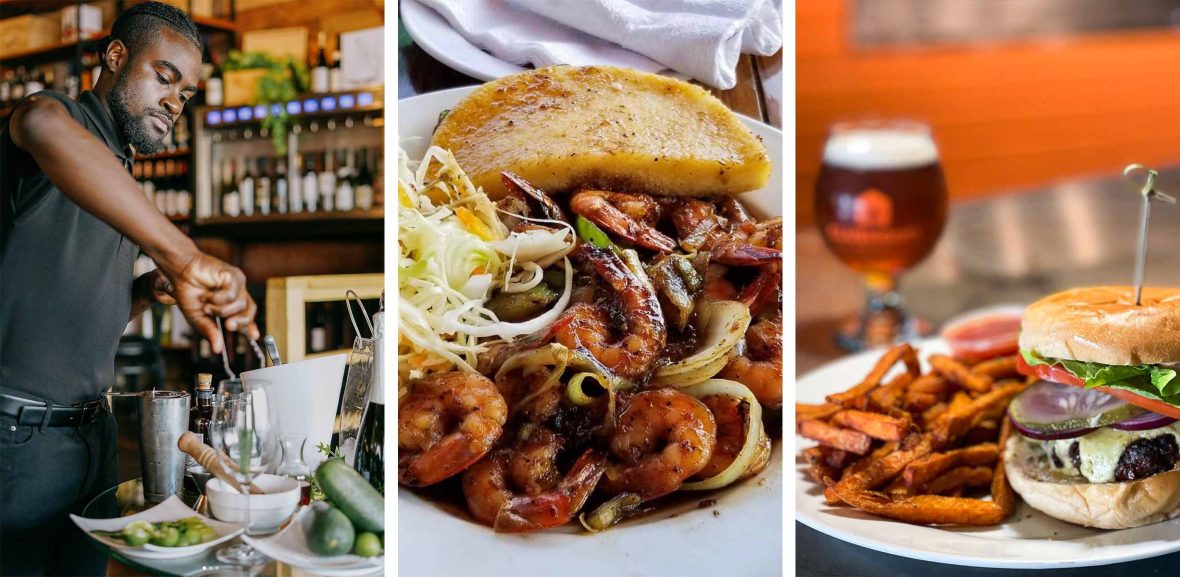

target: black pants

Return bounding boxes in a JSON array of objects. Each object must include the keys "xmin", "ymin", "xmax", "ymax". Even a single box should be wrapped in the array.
[{"xmin": 0, "ymin": 408, "xmax": 118, "ymax": 577}]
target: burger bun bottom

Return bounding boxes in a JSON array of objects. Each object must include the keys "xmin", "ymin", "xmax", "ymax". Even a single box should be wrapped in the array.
[{"xmin": 1003, "ymin": 435, "xmax": 1180, "ymax": 529}]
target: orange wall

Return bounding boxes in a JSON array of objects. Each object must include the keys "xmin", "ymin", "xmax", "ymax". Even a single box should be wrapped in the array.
[{"xmin": 797, "ymin": 0, "xmax": 1180, "ymax": 226}]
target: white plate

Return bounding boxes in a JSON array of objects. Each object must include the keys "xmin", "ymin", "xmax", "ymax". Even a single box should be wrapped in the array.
[
  {"xmin": 70, "ymin": 495, "xmax": 243, "ymax": 561},
  {"xmin": 397, "ymin": 85, "xmax": 783, "ymax": 577},
  {"xmin": 400, "ymin": 0, "xmax": 528, "ymax": 82},
  {"xmin": 242, "ymin": 507, "xmax": 384, "ymax": 577},
  {"xmin": 795, "ymin": 338, "xmax": 1180, "ymax": 569}
]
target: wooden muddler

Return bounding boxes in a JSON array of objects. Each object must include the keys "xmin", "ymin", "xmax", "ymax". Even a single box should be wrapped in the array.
[{"xmin": 178, "ymin": 431, "xmax": 264, "ymax": 495}]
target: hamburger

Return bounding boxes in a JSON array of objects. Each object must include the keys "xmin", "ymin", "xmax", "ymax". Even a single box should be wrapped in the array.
[{"xmin": 1004, "ymin": 286, "xmax": 1180, "ymax": 529}]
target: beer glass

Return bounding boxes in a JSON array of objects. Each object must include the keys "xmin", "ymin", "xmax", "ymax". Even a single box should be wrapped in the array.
[{"xmin": 815, "ymin": 121, "xmax": 948, "ymax": 350}]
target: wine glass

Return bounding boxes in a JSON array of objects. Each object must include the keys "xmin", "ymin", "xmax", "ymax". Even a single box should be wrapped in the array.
[
  {"xmin": 208, "ymin": 378, "xmax": 274, "ymax": 567},
  {"xmin": 814, "ymin": 120, "xmax": 948, "ymax": 350}
]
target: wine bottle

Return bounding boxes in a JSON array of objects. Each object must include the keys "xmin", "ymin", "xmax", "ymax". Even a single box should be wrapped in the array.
[
  {"xmin": 276, "ymin": 158, "xmax": 289, "ymax": 214},
  {"xmin": 312, "ymin": 31, "xmax": 330, "ymax": 94}
]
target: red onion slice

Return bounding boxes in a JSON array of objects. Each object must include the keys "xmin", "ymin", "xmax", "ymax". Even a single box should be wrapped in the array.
[
  {"xmin": 1008, "ymin": 380, "xmax": 1145, "ymax": 436},
  {"xmin": 1110, "ymin": 411, "xmax": 1178, "ymax": 431}
]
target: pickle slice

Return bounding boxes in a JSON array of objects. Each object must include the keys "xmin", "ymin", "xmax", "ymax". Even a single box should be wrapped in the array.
[{"xmin": 1008, "ymin": 379, "xmax": 1146, "ymax": 434}]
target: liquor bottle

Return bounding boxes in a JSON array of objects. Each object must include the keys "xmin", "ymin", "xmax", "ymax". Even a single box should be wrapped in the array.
[
  {"xmin": 240, "ymin": 156, "xmax": 255, "ymax": 217},
  {"xmin": 24, "ymin": 67, "xmax": 45, "ymax": 95},
  {"xmin": 354, "ymin": 302, "xmax": 384, "ymax": 493},
  {"xmin": 10, "ymin": 67, "xmax": 27, "ymax": 101},
  {"xmin": 335, "ymin": 149, "xmax": 354, "ymax": 211},
  {"xmin": 289, "ymin": 154, "xmax": 303, "ymax": 214},
  {"xmin": 189, "ymin": 373, "xmax": 214, "ymax": 440},
  {"xmin": 275, "ymin": 158, "xmax": 289, "ymax": 214},
  {"xmin": 311, "ymin": 31, "xmax": 330, "ymax": 94},
  {"xmin": 309, "ymin": 306, "xmax": 327, "ymax": 353},
  {"xmin": 0, "ymin": 70, "xmax": 13, "ymax": 105},
  {"xmin": 256, "ymin": 157, "xmax": 272, "ymax": 216},
  {"xmin": 302, "ymin": 154, "xmax": 319, "ymax": 212},
  {"xmin": 355, "ymin": 148, "xmax": 373, "ymax": 211},
  {"xmin": 223, "ymin": 159, "xmax": 241, "ymax": 217},
  {"xmin": 329, "ymin": 40, "xmax": 343, "ymax": 92},
  {"xmin": 206, "ymin": 54, "xmax": 223, "ymax": 107},
  {"xmin": 318, "ymin": 151, "xmax": 336, "ymax": 212}
]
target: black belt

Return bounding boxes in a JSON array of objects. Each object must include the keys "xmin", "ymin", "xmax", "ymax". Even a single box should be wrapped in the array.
[{"xmin": 0, "ymin": 393, "xmax": 106, "ymax": 427}]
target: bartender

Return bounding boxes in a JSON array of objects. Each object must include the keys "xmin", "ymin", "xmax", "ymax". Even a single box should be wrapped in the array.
[{"xmin": 0, "ymin": 3, "xmax": 258, "ymax": 575}]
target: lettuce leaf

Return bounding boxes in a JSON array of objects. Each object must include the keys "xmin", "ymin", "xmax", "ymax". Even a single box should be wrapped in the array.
[{"xmin": 1021, "ymin": 349, "xmax": 1180, "ymax": 406}]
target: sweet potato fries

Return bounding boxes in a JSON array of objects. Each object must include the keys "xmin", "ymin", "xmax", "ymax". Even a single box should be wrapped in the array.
[{"xmin": 797, "ymin": 344, "xmax": 1027, "ymax": 526}]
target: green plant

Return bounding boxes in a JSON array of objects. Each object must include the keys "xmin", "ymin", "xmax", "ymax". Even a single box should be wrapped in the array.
[{"xmin": 223, "ymin": 50, "xmax": 309, "ymax": 153}]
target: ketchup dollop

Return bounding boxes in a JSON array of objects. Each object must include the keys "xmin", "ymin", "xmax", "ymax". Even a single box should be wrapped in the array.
[{"xmin": 941, "ymin": 305, "xmax": 1024, "ymax": 363}]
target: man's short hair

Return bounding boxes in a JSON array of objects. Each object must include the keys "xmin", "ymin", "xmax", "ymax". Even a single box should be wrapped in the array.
[{"xmin": 109, "ymin": 1, "xmax": 202, "ymax": 56}]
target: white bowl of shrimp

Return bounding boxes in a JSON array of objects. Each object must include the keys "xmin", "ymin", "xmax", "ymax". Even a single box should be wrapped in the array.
[{"xmin": 397, "ymin": 84, "xmax": 783, "ymax": 577}]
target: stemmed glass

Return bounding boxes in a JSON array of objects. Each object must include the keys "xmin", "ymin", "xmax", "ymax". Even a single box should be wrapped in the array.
[
  {"xmin": 814, "ymin": 120, "xmax": 948, "ymax": 350},
  {"xmin": 209, "ymin": 378, "xmax": 274, "ymax": 567}
]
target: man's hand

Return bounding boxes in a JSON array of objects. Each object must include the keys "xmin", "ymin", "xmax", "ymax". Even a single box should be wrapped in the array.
[
  {"xmin": 130, "ymin": 269, "xmax": 177, "ymax": 320},
  {"xmin": 166, "ymin": 253, "xmax": 260, "ymax": 354}
]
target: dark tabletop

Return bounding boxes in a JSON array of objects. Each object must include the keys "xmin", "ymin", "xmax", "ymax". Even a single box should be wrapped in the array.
[{"xmin": 796, "ymin": 167, "xmax": 1180, "ymax": 575}]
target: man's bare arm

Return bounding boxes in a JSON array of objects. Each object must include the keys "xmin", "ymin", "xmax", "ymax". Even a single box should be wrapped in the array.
[
  {"xmin": 10, "ymin": 95, "xmax": 259, "ymax": 350},
  {"xmin": 10, "ymin": 94, "xmax": 198, "ymax": 275}
]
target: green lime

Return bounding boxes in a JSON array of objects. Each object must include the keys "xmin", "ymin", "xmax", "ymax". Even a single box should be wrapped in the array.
[
  {"xmin": 122, "ymin": 528, "xmax": 151, "ymax": 547},
  {"xmin": 353, "ymin": 532, "xmax": 382, "ymax": 558},
  {"xmin": 150, "ymin": 526, "xmax": 180, "ymax": 547}
]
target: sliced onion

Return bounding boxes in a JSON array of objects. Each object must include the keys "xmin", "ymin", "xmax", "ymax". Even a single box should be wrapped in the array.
[
  {"xmin": 496, "ymin": 343, "xmax": 624, "ymax": 421},
  {"xmin": 566, "ymin": 372, "xmax": 610, "ymax": 406},
  {"xmin": 679, "ymin": 379, "xmax": 765, "ymax": 491},
  {"xmin": 1008, "ymin": 379, "xmax": 1145, "ymax": 436},
  {"xmin": 1110, "ymin": 411, "xmax": 1178, "ymax": 431},
  {"xmin": 652, "ymin": 301, "xmax": 751, "ymax": 388}
]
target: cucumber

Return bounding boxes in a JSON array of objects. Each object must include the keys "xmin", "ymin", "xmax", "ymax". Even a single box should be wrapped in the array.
[
  {"xmin": 302, "ymin": 502, "xmax": 355, "ymax": 557},
  {"xmin": 315, "ymin": 459, "xmax": 385, "ymax": 532}
]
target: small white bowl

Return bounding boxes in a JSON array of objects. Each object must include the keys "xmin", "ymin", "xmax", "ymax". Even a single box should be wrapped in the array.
[{"xmin": 205, "ymin": 474, "xmax": 300, "ymax": 534}]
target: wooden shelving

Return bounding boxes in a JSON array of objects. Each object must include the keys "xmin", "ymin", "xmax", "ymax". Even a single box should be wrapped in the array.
[
  {"xmin": 197, "ymin": 208, "xmax": 383, "ymax": 227},
  {"xmin": 0, "ymin": 34, "xmax": 105, "ymax": 65}
]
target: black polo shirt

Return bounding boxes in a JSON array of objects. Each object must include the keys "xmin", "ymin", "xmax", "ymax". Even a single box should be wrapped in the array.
[{"xmin": 0, "ymin": 91, "xmax": 138, "ymax": 405}]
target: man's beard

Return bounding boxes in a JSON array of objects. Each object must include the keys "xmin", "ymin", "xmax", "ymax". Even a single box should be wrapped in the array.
[{"xmin": 109, "ymin": 72, "xmax": 166, "ymax": 155}]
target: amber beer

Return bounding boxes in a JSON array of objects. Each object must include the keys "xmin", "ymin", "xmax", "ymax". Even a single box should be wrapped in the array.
[{"xmin": 815, "ymin": 125, "xmax": 947, "ymax": 280}]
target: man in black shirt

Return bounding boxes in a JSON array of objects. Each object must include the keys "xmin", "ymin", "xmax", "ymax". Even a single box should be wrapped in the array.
[{"xmin": 0, "ymin": 3, "xmax": 258, "ymax": 575}]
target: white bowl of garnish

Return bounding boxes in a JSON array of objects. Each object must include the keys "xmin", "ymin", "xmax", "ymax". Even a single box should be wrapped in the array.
[{"xmin": 205, "ymin": 474, "xmax": 300, "ymax": 533}]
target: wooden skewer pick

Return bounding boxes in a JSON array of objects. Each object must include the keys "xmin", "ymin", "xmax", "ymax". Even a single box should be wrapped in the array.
[{"xmin": 1123, "ymin": 164, "xmax": 1176, "ymax": 305}]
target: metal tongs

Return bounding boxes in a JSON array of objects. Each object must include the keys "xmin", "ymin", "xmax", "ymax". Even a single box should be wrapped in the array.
[
  {"xmin": 1123, "ymin": 164, "xmax": 1176, "ymax": 305},
  {"xmin": 214, "ymin": 317, "xmax": 267, "ymax": 380}
]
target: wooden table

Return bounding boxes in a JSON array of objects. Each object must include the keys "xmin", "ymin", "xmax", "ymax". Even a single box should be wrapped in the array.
[
  {"xmin": 397, "ymin": 20, "xmax": 782, "ymax": 128},
  {"xmin": 796, "ymin": 167, "xmax": 1180, "ymax": 575}
]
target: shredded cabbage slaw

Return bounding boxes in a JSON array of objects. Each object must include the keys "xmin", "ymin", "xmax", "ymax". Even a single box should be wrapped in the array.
[{"xmin": 398, "ymin": 146, "xmax": 575, "ymax": 385}]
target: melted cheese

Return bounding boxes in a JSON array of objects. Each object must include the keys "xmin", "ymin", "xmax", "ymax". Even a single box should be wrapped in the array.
[{"xmin": 1042, "ymin": 422, "xmax": 1180, "ymax": 483}]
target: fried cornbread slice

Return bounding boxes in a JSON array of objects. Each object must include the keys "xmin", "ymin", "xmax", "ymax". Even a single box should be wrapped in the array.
[{"xmin": 431, "ymin": 66, "xmax": 771, "ymax": 199}]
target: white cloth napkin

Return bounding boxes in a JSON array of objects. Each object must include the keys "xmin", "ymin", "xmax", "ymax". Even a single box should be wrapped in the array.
[
  {"xmin": 418, "ymin": 0, "xmax": 782, "ymax": 89},
  {"xmin": 417, "ymin": 0, "xmax": 665, "ymax": 75}
]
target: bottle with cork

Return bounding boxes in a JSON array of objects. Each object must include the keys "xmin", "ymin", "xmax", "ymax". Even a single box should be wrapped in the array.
[{"xmin": 189, "ymin": 373, "xmax": 214, "ymax": 441}]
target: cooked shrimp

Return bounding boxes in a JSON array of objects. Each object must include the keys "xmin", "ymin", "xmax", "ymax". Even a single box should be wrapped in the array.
[
  {"xmin": 502, "ymin": 172, "xmax": 568, "ymax": 222},
  {"xmin": 719, "ymin": 314, "xmax": 783, "ymax": 406},
  {"xmin": 570, "ymin": 190, "xmax": 677, "ymax": 252},
  {"xmin": 556, "ymin": 245, "xmax": 666, "ymax": 380},
  {"xmin": 601, "ymin": 389, "xmax": 717, "ymax": 500},
  {"xmin": 462, "ymin": 427, "xmax": 606, "ymax": 532},
  {"xmin": 694, "ymin": 395, "xmax": 772, "ymax": 480},
  {"xmin": 669, "ymin": 199, "xmax": 782, "ymax": 265},
  {"xmin": 399, "ymin": 372, "xmax": 509, "ymax": 487}
]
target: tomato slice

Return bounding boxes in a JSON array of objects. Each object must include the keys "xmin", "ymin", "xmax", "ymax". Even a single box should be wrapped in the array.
[{"xmin": 1016, "ymin": 355, "xmax": 1180, "ymax": 420}]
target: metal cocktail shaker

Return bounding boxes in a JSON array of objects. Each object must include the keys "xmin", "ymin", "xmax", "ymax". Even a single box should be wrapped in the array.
[{"xmin": 137, "ymin": 390, "xmax": 191, "ymax": 501}]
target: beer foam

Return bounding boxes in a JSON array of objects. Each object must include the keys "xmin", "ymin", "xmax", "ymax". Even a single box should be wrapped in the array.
[{"xmin": 823, "ymin": 128, "xmax": 939, "ymax": 171}]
